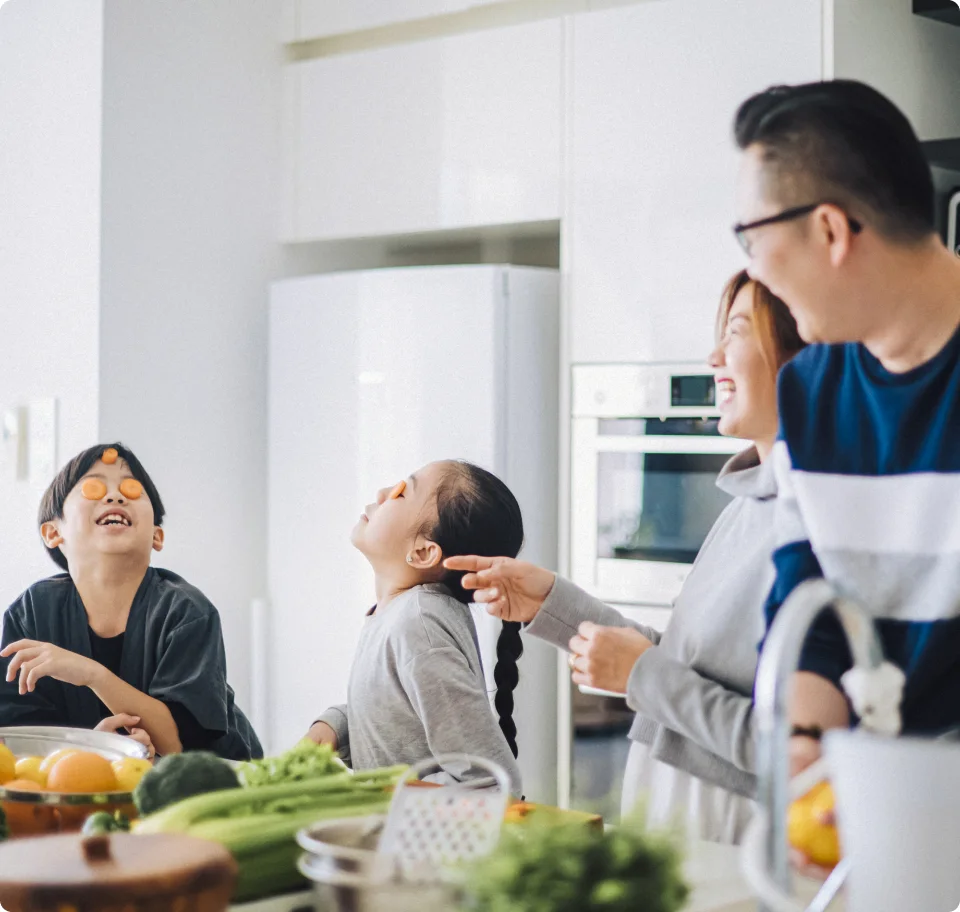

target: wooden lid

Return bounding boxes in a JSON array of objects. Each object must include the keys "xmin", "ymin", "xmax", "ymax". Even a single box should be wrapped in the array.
[{"xmin": 0, "ymin": 833, "xmax": 237, "ymax": 907}]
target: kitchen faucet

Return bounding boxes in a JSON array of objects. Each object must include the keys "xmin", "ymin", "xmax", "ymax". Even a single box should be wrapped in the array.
[{"xmin": 747, "ymin": 577, "xmax": 889, "ymax": 912}]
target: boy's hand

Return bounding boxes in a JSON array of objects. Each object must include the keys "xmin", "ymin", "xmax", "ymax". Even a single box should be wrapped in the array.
[
  {"xmin": 442, "ymin": 555, "xmax": 555, "ymax": 624},
  {"xmin": 1, "ymin": 639, "xmax": 100, "ymax": 694},
  {"xmin": 95, "ymin": 713, "xmax": 157, "ymax": 759}
]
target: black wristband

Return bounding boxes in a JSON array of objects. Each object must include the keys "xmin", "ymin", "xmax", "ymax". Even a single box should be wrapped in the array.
[{"xmin": 790, "ymin": 724, "xmax": 824, "ymax": 742}]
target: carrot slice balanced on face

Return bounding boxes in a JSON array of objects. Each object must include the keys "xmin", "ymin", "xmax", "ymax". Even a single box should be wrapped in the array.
[
  {"xmin": 81, "ymin": 479, "xmax": 108, "ymax": 501},
  {"xmin": 388, "ymin": 481, "xmax": 406, "ymax": 500},
  {"xmin": 101, "ymin": 448, "xmax": 119, "ymax": 465},
  {"xmin": 119, "ymin": 478, "xmax": 143, "ymax": 500}
]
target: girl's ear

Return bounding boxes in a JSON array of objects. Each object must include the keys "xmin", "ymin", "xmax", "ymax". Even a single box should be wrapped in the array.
[
  {"xmin": 406, "ymin": 537, "xmax": 443, "ymax": 570},
  {"xmin": 152, "ymin": 527, "xmax": 165, "ymax": 553}
]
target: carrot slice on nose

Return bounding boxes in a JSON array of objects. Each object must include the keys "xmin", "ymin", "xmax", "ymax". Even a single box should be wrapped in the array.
[{"xmin": 81, "ymin": 479, "xmax": 108, "ymax": 500}]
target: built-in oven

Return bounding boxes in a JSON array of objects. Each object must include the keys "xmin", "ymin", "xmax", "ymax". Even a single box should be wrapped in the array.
[{"xmin": 560, "ymin": 363, "xmax": 748, "ymax": 816}]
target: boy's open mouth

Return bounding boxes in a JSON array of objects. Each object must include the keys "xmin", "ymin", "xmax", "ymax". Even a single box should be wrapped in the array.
[{"xmin": 97, "ymin": 510, "xmax": 132, "ymax": 527}]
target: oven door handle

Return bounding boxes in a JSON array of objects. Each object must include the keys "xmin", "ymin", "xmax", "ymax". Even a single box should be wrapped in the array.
[{"xmin": 591, "ymin": 435, "xmax": 748, "ymax": 455}]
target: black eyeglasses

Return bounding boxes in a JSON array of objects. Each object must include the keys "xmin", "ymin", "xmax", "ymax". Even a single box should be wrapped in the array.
[{"xmin": 732, "ymin": 203, "xmax": 862, "ymax": 254}]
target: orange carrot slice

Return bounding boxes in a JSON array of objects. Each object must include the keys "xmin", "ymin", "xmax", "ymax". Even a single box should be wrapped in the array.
[
  {"xmin": 81, "ymin": 479, "xmax": 107, "ymax": 500},
  {"xmin": 119, "ymin": 478, "xmax": 143, "ymax": 500},
  {"xmin": 388, "ymin": 481, "xmax": 406, "ymax": 499},
  {"xmin": 101, "ymin": 448, "xmax": 119, "ymax": 465}
]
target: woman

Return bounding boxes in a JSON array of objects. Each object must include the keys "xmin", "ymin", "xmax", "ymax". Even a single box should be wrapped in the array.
[{"xmin": 446, "ymin": 270, "xmax": 805, "ymax": 844}]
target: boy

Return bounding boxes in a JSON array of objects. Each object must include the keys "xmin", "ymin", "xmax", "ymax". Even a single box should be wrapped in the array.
[{"xmin": 0, "ymin": 443, "xmax": 262, "ymax": 760}]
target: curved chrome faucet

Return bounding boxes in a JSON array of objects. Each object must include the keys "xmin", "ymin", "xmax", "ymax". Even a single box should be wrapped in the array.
[{"xmin": 750, "ymin": 578, "xmax": 887, "ymax": 912}]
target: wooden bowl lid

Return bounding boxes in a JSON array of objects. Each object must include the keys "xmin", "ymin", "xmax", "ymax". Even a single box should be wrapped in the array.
[{"xmin": 0, "ymin": 833, "xmax": 237, "ymax": 906}]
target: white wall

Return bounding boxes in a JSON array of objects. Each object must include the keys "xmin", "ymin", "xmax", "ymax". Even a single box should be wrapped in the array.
[
  {"xmin": 98, "ymin": 0, "xmax": 283, "ymax": 710},
  {"xmin": 0, "ymin": 0, "xmax": 104, "ymax": 601},
  {"xmin": 832, "ymin": 0, "xmax": 960, "ymax": 140}
]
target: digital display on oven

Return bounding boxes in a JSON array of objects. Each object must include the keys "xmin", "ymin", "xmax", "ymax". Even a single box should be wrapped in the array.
[{"xmin": 670, "ymin": 374, "xmax": 715, "ymax": 407}]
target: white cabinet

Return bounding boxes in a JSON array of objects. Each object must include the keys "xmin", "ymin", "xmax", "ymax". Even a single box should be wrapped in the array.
[
  {"xmin": 283, "ymin": 1, "xmax": 504, "ymax": 43},
  {"xmin": 567, "ymin": 0, "xmax": 822, "ymax": 364},
  {"xmin": 282, "ymin": 19, "xmax": 563, "ymax": 241}
]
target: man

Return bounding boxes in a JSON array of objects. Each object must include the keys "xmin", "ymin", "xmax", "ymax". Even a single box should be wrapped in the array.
[{"xmin": 732, "ymin": 80, "xmax": 960, "ymax": 777}]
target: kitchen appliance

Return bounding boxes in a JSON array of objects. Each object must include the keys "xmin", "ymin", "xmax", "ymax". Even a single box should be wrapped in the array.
[
  {"xmin": 562, "ymin": 363, "xmax": 746, "ymax": 813},
  {"xmin": 570, "ymin": 363, "xmax": 746, "ymax": 609},
  {"xmin": 924, "ymin": 138, "xmax": 960, "ymax": 258},
  {"xmin": 267, "ymin": 265, "xmax": 559, "ymax": 804}
]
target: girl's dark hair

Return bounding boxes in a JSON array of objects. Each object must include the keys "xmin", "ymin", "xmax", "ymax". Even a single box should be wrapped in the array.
[
  {"xmin": 424, "ymin": 461, "xmax": 525, "ymax": 759},
  {"xmin": 716, "ymin": 270, "xmax": 806, "ymax": 373},
  {"xmin": 38, "ymin": 442, "xmax": 165, "ymax": 571}
]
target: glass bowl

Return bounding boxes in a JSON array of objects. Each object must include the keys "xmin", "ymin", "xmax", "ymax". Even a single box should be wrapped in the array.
[{"xmin": 0, "ymin": 726, "xmax": 149, "ymax": 836}]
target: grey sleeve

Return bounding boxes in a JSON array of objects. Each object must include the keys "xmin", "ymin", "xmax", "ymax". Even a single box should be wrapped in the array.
[
  {"xmin": 525, "ymin": 574, "xmax": 663, "ymax": 650},
  {"xmin": 400, "ymin": 647, "xmax": 522, "ymax": 796},
  {"xmin": 626, "ymin": 648, "xmax": 755, "ymax": 774},
  {"xmin": 314, "ymin": 704, "xmax": 351, "ymax": 767}
]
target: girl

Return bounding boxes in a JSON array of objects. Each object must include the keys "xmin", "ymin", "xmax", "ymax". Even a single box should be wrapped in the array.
[
  {"xmin": 447, "ymin": 271, "xmax": 806, "ymax": 842},
  {"xmin": 0, "ymin": 443, "xmax": 262, "ymax": 761},
  {"xmin": 308, "ymin": 460, "xmax": 523, "ymax": 795}
]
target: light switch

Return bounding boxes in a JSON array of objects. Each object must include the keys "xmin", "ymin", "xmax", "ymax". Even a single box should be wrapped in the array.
[
  {"xmin": 28, "ymin": 398, "xmax": 57, "ymax": 484},
  {"xmin": 1, "ymin": 407, "xmax": 27, "ymax": 480}
]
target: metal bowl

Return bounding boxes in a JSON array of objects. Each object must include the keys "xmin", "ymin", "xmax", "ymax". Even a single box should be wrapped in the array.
[{"xmin": 0, "ymin": 727, "xmax": 149, "ymax": 833}]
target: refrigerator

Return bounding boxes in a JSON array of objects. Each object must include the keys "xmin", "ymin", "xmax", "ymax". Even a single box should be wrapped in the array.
[{"xmin": 265, "ymin": 264, "xmax": 560, "ymax": 803}]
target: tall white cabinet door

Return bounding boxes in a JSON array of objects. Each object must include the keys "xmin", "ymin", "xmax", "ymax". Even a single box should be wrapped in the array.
[
  {"xmin": 284, "ymin": 19, "xmax": 563, "ymax": 241},
  {"xmin": 267, "ymin": 273, "xmax": 371, "ymax": 753},
  {"xmin": 567, "ymin": 0, "xmax": 822, "ymax": 364}
]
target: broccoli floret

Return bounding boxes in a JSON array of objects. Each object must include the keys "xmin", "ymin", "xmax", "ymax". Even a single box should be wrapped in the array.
[{"xmin": 134, "ymin": 751, "xmax": 240, "ymax": 817}]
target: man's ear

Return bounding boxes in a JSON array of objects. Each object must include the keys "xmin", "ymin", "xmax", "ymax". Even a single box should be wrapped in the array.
[
  {"xmin": 406, "ymin": 538, "xmax": 443, "ymax": 570},
  {"xmin": 40, "ymin": 521, "xmax": 64, "ymax": 551},
  {"xmin": 152, "ymin": 527, "xmax": 165, "ymax": 553}
]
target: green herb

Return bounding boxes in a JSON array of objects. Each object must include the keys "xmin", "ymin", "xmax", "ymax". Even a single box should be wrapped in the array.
[
  {"xmin": 237, "ymin": 739, "xmax": 342, "ymax": 787},
  {"xmin": 464, "ymin": 819, "xmax": 690, "ymax": 912}
]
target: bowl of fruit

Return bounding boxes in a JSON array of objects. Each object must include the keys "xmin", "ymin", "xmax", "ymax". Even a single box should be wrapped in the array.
[{"xmin": 0, "ymin": 726, "xmax": 152, "ymax": 837}]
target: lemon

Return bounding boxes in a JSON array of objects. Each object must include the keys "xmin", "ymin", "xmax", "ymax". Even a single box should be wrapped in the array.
[
  {"xmin": 0, "ymin": 744, "xmax": 15, "ymax": 784},
  {"xmin": 13, "ymin": 755, "xmax": 47, "ymax": 787},
  {"xmin": 788, "ymin": 782, "xmax": 841, "ymax": 868},
  {"xmin": 111, "ymin": 757, "xmax": 153, "ymax": 792}
]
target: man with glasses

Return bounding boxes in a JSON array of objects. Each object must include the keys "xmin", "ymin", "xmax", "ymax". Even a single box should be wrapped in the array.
[{"xmin": 732, "ymin": 81, "xmax": 960, "ymax": 782}]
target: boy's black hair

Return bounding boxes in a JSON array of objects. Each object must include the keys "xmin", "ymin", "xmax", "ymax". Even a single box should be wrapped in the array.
[
  {"xmin": 425, "ymin": 461, "xmax": 525, "ymax": 760},
  {"xmin": 734, "ymin": 80, "xmax": 935, "ymax": 243},
  {"xmin": 38, "ymin": 442, "xmax": 166, "ymax": 571}
]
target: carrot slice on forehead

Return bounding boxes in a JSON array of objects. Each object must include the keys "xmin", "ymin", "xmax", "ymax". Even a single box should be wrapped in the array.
[{"xmin": 101, "ymin": 448, "xmax": 119, "ymax": 465}]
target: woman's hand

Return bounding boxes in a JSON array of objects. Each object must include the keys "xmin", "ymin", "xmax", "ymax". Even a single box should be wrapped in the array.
[
  {"xmin": 95, "ymin": 713, "xmax": 157, "ymax": 759},
  {"xmin": 442, "ymin": 556, "xmax": 555, "ymax": 623},
  {"xmin": 1, "ymin": 640, "xmax": 100, "ymax": 694},
  {"xmin": 568, "ymin": 621, "xmax": 653, "ymax": 693},
  {"xmin": 306, "ymin": 721, "xmax": 338, "ymax": 748}
]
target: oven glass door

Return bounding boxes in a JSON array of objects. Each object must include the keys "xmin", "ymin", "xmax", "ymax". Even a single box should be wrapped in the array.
[{"xmin": 575, "ymin": 417, "xmax": 744, "ymax": 606}]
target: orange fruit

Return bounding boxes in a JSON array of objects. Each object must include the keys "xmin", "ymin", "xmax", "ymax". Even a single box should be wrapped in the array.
[
  {"xmin": 788, "ymin": 782, "xmax": 841, "ymax": 868},
  {"xmin": 39, "ymin": 748, "xmax": 77, "ymax": 775},
  {"xmin": 0, "ymin": 745, "xmax": 15, "ymax": 784},
  {"xmin": 1, "ymin": 778, "xmax": 43, "ymax": 792},
  {"xmin": 13, "ymin": 756, "xmax": 47, "ymax": 787},
  {"xmin": 46, "ymin": 751, "xmax": 118, "ymax": 794}
]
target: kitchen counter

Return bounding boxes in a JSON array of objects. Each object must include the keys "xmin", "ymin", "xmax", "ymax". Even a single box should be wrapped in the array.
[{"xmin": 229, "ymin": 841, "xmax": 835, "ymax": 912}]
